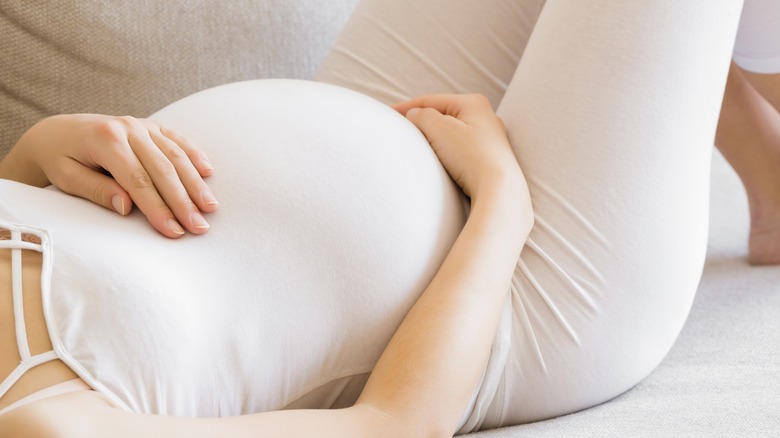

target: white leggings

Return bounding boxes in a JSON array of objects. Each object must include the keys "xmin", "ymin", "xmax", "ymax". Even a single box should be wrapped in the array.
[{"xmin": 316, "ymin": 0, "xmax": 744, "ymax": 429}]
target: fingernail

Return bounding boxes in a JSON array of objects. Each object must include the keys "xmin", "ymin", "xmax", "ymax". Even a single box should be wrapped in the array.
[
  {"xmin": 406, "ymin": 108, "xmax": 420, "ymax": 117},
  {"xmin": 191, "ymin": 212, "xmax": 210, "ymax": 230},
  {"xmin": 201, "ymin": 159, "xmax": 214, "ymax": 171},
  {"xmin": 111, "ymin": 195, "xmax": 125, "ymax": 215},
  {"xmin": 201, "ymin": 190, "xmax": 219, "ymax": 206},
  {"xmin": 168, "ymin": 218, "xmax": 185, "ymax": 235}
]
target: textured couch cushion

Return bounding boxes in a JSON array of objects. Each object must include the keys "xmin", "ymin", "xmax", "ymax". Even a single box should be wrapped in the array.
[{"xmin": 0, "ymin": 0, "xmax": 357, "ymax": 157}]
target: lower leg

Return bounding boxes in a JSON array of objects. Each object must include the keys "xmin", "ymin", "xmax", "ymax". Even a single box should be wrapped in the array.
[
  {"xmin": 741, "ymin": 71, "xmax": 780, "ymax": 114},
  {"xmin": 715, "ymin": 62, "xmax": 780, "ymax": 265}
]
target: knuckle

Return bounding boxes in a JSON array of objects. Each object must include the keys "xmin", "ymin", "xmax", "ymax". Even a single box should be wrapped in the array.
[
  {"xmin": 179, "ymin": 197, "xmax": 198, "ymax": 212},
  {"xmin": 118, "ymin": 115, "xmax": 140, "ymax": 126},
  {"xmin": 165, "ymin": 145, "xmax": 187, "ymax": 161},
  {"xmin": 466, "ymin": 93, "xmax": 491, "ymax": 106},
  {"xmin": 428, "ymin": 112, "xmax": 447, "ymax": 127},
  {"xmin": 53, "ymin": 165, "xmax": 78, "ymax": 193},
  {"xmin": 129, "ymin": 168, "xmax": 155, "ymax": 189},
  {"xmin": 153, "ymin": 159, "xmax": 177, "ymax": 177},
  {"xmin": 158, "ymin": 125, "xmax": 176, "ymax": 139},
  {"xmin": 92, "ymin": 180, "xmax": 111, "ymax": 205},
  {"xmin": 92, "ymin": 119, "xmax": 127, "ymax": 145},
  {"xmin": 171, "ymin": 131, "xmax": 199, "ymax": 153},
  {"xmin": 423, "ymin": 108, "xmax": 444, "ymax": 121},
  {"xmin": 117, "ymin": 115, "xmax": 145, "ymax": 134}
]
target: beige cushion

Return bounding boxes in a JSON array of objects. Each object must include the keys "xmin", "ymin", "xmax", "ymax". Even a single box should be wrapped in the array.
[{"xmin": 0, "ymin": 0, "xmax": 357, "ymax": 159}]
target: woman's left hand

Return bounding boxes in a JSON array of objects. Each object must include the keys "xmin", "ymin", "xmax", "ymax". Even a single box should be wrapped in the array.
[
  {"xmin": 393, "ymin": 93, "xmax": 523, "ymax": 200},
  {"xmin": 0, "ymin": 114, "xmax": 218, "ymax": 238}
]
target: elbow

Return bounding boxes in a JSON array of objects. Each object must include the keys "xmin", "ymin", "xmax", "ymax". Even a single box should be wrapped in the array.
[
  {"xmin": 512, "ymin": 178, "xmax": 535, "ymax": 242},
  {"xmin": 517, "ymin": 202, "xmax": 535, "ymax": 247},
  {"xmin": 522, "ymin": 211, "xmax": 535, "ymax": 241},
  {"xmin": 425, "ymin": 423, "xmax": 459, "ymax": 438},
  {"xmin": 354, "ymin": 403, "xmax": 457, "ymax": 438},
  {"xmin": 401, "ymin": 416, "xmax": 457, "ymax": 438},
  {"xmin": 396, "ymin": 416, "xmax": 459, "ymax": 438},
  {"xmin": 393, "ymin": 420, "xmax": 457, "ymax": 438}
]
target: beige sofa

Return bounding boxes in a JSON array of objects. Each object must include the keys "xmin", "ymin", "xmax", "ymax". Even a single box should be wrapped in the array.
[{"xmin": 2, "ymin": 2, "xmax": 778, "ymax": 436}]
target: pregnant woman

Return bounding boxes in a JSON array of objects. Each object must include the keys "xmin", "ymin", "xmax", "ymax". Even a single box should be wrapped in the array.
[{"xmin": 1, "ymin": 0, "xmax": 776, "ymax": 436}]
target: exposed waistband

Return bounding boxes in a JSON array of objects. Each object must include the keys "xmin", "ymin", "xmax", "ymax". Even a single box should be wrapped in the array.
[{"xmin": 0, "ymin": 378, "xmax": 91, "ymax": 416}]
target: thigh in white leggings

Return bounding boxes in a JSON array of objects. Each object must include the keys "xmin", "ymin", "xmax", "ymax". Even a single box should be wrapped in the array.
[
  {"xmin": 316, "ymin": 0, "xmax": 545, "ymax": 107},
  {"xmin": 316, "ymin": 0, "xmax": 744, "ymax": 430}
]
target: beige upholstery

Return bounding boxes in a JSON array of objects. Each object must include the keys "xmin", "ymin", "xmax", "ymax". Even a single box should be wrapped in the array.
[{"xmin": 0, "ymin": 0, "xmax": 357, "ymax": 157}]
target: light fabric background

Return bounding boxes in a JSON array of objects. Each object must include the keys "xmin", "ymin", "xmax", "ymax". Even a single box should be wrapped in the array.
[{"xmin": 0, "ymin": 0, "xmax": 357, "ymax": 157}]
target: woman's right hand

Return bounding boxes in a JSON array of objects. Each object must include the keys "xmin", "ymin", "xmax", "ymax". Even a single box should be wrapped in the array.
[
  {"xmin": 393, "ymin": 93, "xmax": 524, "ymax": 200},
  {"xmin": 0, "ymin": 114, "xmax": 218, "ymax": 238}
]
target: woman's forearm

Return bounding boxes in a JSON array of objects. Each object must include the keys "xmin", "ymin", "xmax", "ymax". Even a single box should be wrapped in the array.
[{"xmin": 356, "ymin": 174, "xmax": 532, "ymax": 437}]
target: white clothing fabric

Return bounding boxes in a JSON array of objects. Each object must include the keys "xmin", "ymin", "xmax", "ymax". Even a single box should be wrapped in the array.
[
  {"xmin": 0, "ymin": 379, "xmax": 90, "ymax": 416},
  {"xmin": 733, "ymin": 0, "xmax": 780, "ymax": 73},
  {"xmin": 0, "ymin": 0, "xmax": 749, "ymax": 433},
  {"xmin": 0, "ymin": 79, "xmax": 470, "ymax": 416},
  {"xmin": 316, "ymin": 0, "xmax": 743, "ymax": 432},
  {"xmin": 0, "ymin": 226, "xmax": 59, "ymax": 402}
]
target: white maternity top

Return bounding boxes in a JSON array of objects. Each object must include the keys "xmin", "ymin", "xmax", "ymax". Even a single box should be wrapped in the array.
[{"xmin": 0, "ymin": 80, "xmax": 510, "ymax": 429}]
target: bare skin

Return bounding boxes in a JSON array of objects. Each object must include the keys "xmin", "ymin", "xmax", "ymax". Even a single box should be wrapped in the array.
[
  {"xmin": 0, "ymin": 94, "xmax": 533, "ymax": 437},
  {"xmin": 741, "ymin": 68, "xmax": 780, "ymax": 114},
  {"xmin": 715, "ymin": 63, "xmax": 780, "ymax": 265}
]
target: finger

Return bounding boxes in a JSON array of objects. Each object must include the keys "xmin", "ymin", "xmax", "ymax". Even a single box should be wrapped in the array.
[
  {"xmin": 145, "ymin": 124, "xmax": 219, "ymax": 214},
  {"xmin": 393, "ymin": 95, "xmax": 459, "ymax": 117},
  {"xmin": 157, "ymin": 124, "xmax": 214, "ymax": 178},
  {"xmin": 405, "ymin": 107, "xmax": 453, "ymax": 131},
  {"xmin": 393, "ymin": 93, "xmax": 492, "ymax": 119},
  {"xmin": 123, "ymin": 126, "xmax": 211, "ymax": 235},
  {"xmin": 50, "ymin": 157, "xmax": 134, "ymax": 217},
  {"xmin": 404, "ymin": 107, "xmax": 462, "ymax": 150},
  {"xmin": 94, "ymin": 138, "xmax": 188, "ymax": 238}
]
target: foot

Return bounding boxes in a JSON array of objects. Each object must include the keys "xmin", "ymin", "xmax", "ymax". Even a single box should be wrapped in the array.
[{"xmin": 748, "ymin": 207, "xmax": 780, "ymax": 265}]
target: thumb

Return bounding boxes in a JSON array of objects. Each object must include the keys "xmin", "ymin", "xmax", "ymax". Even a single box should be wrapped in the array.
[
  {"xmin": 405, "ymin": 107, "xmax": 453, "ymax": 143},
  {"xmin": 51, "ymin": 159, "xmax": 133, "ymax": 216}
]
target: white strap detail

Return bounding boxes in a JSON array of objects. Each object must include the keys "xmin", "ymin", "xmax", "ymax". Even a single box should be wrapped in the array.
[
  {"xmin": 1, "ymin": 227, "xmax": 59, "ymax": 401},
  {"xmin": 0, "ymin": 241, "xmax": 41, "ymax": 251},
  {"xmin": 0, "ymin": 351, "xmax": 59, "ymax": 400},
  {"xmin": 0, "ymin": 378, "xmax": 90, "ymax": 416},
  {"xmin": 10, "ymin": 231, "xmax": 31, "ymax": 362}
]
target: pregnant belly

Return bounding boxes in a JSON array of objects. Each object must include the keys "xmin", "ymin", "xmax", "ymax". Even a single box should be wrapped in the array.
[{"xmin": 14, "ymin": 80, "xmax": 466, "ymax": 417}]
